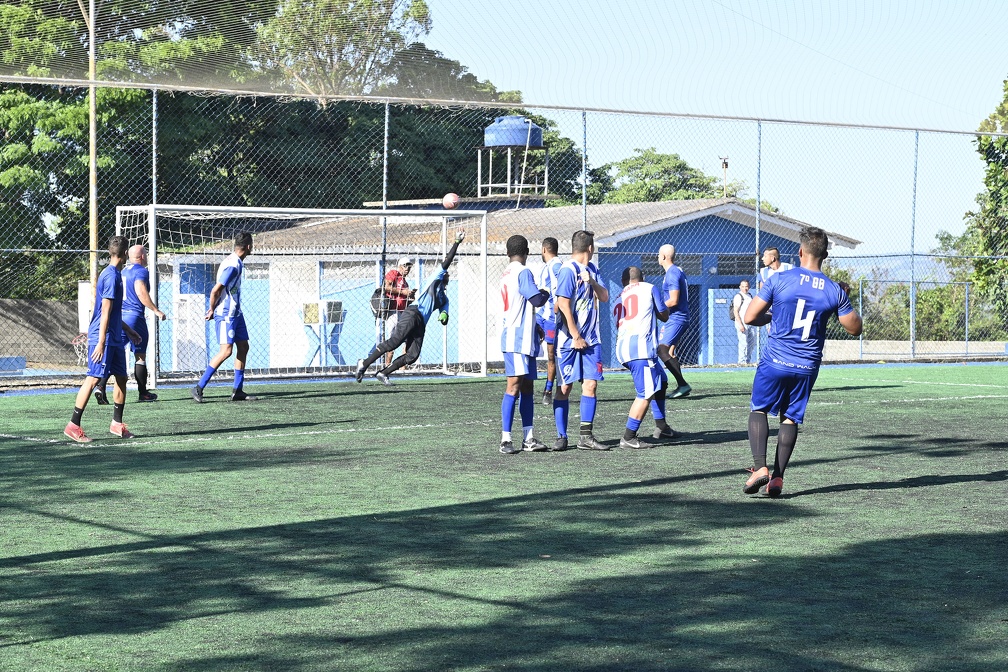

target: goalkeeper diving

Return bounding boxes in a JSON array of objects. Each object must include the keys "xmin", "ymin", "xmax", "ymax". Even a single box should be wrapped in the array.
[{"xmin": 355, "ymin": 228, "xmax": 466, "ymax": 385}]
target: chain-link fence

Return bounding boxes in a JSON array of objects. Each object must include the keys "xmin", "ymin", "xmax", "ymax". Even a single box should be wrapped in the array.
[{"xmin": 1, "ymin": 86, "xmax": 1006, "ymax": 386}]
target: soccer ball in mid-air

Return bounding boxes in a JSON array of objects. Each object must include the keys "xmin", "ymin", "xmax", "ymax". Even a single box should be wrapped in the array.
[{"xmin": 442, "ymin": 192, "xmax": 460, "ymax": 209}]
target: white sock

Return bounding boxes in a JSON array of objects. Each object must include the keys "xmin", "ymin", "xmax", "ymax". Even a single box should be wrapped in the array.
[
  {"xmin": 501, "ymin": 431, "xmax": 512, "ymax": 443},
  {"xmin": 523, "ymin": 426, "xmax": 534, "ymax": 440}
]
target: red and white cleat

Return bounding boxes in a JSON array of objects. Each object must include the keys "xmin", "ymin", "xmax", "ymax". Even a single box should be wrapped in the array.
[
  {"xmin": 109, "ymin": 421, "xmax": 135, "ymax": 439},
  {"xmin": 64, "ymin": 422, "xmax": 92, "ymax": 443}
]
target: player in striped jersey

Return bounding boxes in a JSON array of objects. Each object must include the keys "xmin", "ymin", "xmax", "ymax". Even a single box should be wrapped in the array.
[
  {"xmin": 499, "ymin": 235, "xmax": 551, "ymax": 454},
  {"xmin": 615, "ymin": 267, "xmax": 677, "ymax": 448},
  {"xmin": 192, "ymin": 232, "xmax": 255, "ymax": 403},
  {"xmin": 536, "ymin": 237, "xmax": 563, "ymax": 405},
  {"xmin": 553, "ymin": 230, "xmax": 609, "ymax": 451}
]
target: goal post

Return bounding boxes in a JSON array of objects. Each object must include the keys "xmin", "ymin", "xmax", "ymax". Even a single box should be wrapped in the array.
[{"xmin": 115, "ymin": 205, "xmax": 489, "ymax": 385}]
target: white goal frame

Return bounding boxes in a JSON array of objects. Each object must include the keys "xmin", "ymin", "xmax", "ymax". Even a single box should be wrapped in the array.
[{"xmin": 115, "ymin": 204, "xmax": 490, "ymax": 388}]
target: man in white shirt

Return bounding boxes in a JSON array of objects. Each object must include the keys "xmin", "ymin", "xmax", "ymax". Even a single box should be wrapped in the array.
[{"xmin": 733, "ymin": 279, "xmax": 756, "ymax": 364}]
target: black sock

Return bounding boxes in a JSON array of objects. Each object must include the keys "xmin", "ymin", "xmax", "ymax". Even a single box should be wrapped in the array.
[
  {"xmin": 580, "ymin": 421, "xmax": 593, "ymax": 437},
  {"xmin": 97, "ymin": 375, "xmax": 109, "ymax": 395},
  {"xmin": 655, "ymin": 416, "xmax": 669, "ymax": 431},
  {"xmin": 135, "ymin": 362, "xmax": 147, "ymax": 394},
  {"xmin": 773, "ymin": 423, "xmax": 799, "ymax": 478},
  {"xmin": 663, "ymin": 357, "xmax": 687, "ymax": 388},
  {"xmin": 71, "ymin": 406, "xmax": 84, "ymax": 426},
  {"xmin": 748, "ymin": 411, "xmax": 769, "ymax": 470},
  {"xmin": 113, "ymin": 403, "xmax": 125, "ymax": 424},
  {"xmin": 623, "ymin": 427, "xmax": 637, "ymax": 441}
]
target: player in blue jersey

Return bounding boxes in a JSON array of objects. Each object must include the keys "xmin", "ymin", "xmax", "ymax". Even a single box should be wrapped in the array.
[
  {"xmin": 498, "ymin": 235, "xmax": 551, "ymax": 454},
  {"xmin": 741, "ymin": 227, "xmax": 862, "ymax": 498},
  {"xmin": 192, "ymin": 232, "xmax": 255, "ymax": 403},
  {"xmin": 355, "ymin": 228, "xmax": 466, "ymax": 385},
  {"xmin": 553, "ymin": 230, "xmax": 610, "ymax": 451},
  {"xmin": 615, "ymin": 266, "xmax": 677, "ymax": 449},
  {"xmin": 64, "ymin": 236, "xmax": 141, "ymax": 442},
  {"xmin": 656, "ymin": 244, "xmax": 692, "ymax": 398},
  {"xmin": 536, "ymin": 236, "xmax": 563, "ymax": 405},
  {"xmin": 94, "ymin": 245, "xmax": 166, "ymax": 404}
]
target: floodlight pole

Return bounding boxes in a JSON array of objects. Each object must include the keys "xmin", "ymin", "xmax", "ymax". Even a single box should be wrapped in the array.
[
  {"xmin": 581, "ymin": 110, "xmax": 587, "ymax": 231},
  {"xmin": 84, "ymin": 0, "xmax": 98, "ymax": 295},
  {"xmin": 910, "ymin": 130, "xmax": 919, "ymax": 359}
]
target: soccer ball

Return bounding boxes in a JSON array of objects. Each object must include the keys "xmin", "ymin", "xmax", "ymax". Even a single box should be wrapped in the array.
[{"xmin": 442, "ymin": 192, "xmax": 460, "ymax": 209}]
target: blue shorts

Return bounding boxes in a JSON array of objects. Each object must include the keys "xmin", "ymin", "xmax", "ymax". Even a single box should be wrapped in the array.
[
  {"xmin": 557, "ymin": 342, "xmax": 604, "ymax": 385},
  {"xmin": 536, "ymin": 315, "xmax": 557, "ymax": 346},
  {"xmin": 86, "ymin": 341, "xmax": 128, "ymax": 379},
  {"xmin": 123, "ymin": 311, "xmax": 148, "ymax": 355},
  {"xmin": 626, "ymin": 358, "xmax": 667, "ymax": 399},
  {"xmin": 503, "ymin": 352, "xmax": 537, "ymax": 379},
  {"xmin": 750, "ymin": 365, "xmax": 819, "ymax": 424},
  {"xmin": 659, "ymin": 317, "xmax": 688, "ymax": 347},
  {"xmin": 215, "ymin": 313, "xmax": 249, "ymax": 345}
]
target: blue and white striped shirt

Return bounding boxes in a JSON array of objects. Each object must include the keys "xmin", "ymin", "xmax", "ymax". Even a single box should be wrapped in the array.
[
  {"xmin": 616, "ymin": 281, "xmax": 664, "ymax": 364},
  {"xmin": 555, "ymin": 260, "xmax": 603, "ymax": 348},
  {"xmin": 213, "ymin": 252, "xmax": 243, "ymax": 318},
  {"xmin": 536, "ymin": 256, "xmax": 563, "ymax": 320},
  {"xmin": 500, "ymin": 261, "xmax": 544, "ymax": 356}
]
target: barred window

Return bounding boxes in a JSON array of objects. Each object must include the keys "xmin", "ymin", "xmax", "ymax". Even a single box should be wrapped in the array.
[
  {"xmin": 245, "ymin": 263, "xmax": 270, "ymax": 280},
  {"xmin": 717, "ymin": 254, "xmax": 757, "ymax": 275}
]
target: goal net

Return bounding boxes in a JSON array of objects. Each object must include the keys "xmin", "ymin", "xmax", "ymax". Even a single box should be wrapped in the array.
[{"xmin": 115, "ymin": 205, "xmax": 489, "ymax": 386}]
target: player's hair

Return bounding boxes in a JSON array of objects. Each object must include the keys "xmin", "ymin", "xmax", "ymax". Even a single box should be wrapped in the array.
[
  {"xmin": 763, "ymin": 246, "xmax": 780, "ymax": 260},
  {"xmin": 506, "ymin": 234, "xmax": 530, "ymax": 258},
  {"xmin": 542, "ymin": 236, "xmax": 559, "ymax": 255},
  {"xmin": 571, "ymin": 230, "xmax": 594, "ymax": 253},
  {"xmin": 107, "ymin": 235, "xmax": 128, "ymax": 258},
  {"xmin": 628, "ymin": 266, "xmax": 643, "ymax": 282},
  {"xmin": 234, "ymin": 231, "xmax": 253, "ymax": 250},
  {"xmin": 799, "ymin": 227, "xmax": 830, "ymax": 260},
  {"xmin": 620, "ymin": 267, "xmax": 631, "ymax": 287}
]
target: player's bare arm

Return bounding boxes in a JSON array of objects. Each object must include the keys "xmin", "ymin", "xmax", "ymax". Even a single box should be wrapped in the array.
[
  {"xmin": 556, "ymin": 295, "xmax": 587, "ymax": 349},
  {"xmin": 205, "ymin": 283, "xmax": 225, "ymax": 321},
  {"xmin": 589, "ymin": 275, "xmax": 609, "ymax": 303},
  {"xmin": 743, "ymin": 296, "xmax": 772, "ymax": 327},
  {"xmin": 839, "ymin": 310, "xmax": 863, "ymax": 336},
  {"xmin": 135, "ymin": 279, "xmax": 166, "ymax": 320},
  {"xmin": 124, "ymin": 323, "xmax": 142, "ymax": 345}
]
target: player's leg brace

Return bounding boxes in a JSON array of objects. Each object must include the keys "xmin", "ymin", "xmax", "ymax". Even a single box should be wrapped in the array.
[
  {"xmin": 748, "ymin": 411, "xmax": 769, "ymax": 470},
  {"xmin": 773, "ymin": 421, "xmax": 799, "ymax": 478}
]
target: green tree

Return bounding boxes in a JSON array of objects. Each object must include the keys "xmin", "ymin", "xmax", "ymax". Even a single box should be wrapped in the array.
[
  {"xmin": 380, "ymin": 42, "xmax": 520, "ymax": 103},
  {"xmin": 253, "ymin": 0, "xmax": 432, "ymax": 100},
  {"xmin": 602, "ymin": 148, "xmax": 731, "ymax": 204}
]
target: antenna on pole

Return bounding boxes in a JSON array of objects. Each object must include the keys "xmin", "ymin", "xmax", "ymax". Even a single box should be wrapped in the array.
[{"xmin": 720, "ymin": 156, "xmax": 729, "ymax": 197}]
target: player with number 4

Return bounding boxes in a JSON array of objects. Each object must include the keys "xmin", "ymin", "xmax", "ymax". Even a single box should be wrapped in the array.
[{"xmin": 741, "ymin": 227, "xmax": 862, "ymax": 498}]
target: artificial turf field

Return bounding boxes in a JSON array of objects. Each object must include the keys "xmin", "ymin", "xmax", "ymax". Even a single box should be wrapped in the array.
[{"xmin": 1, "ymin": 364, "xmax": 1006, "ymax": 671}]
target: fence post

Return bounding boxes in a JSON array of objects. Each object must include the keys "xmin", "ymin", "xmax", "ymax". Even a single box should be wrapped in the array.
[
  {"xmin": 965, "ymin": 281, "xmax": 970, "ymax": 356},
  {"xmin": 858, "ymin": 277, "xmax": 863, "ymax": 360},
  {"xmin": 582, "ymin": 110, "xmax": 587, "ymax": 231},
  {"xmin": 149, "ymin": 90, "xmax": 159, "ymax": 389},
  {"xmin": 910, "ymin": 130, "xmax": 919, "ymax": 358},
  {"xmin": 754, "ymin": 120, "xmax": 762, "ymax": 361}
]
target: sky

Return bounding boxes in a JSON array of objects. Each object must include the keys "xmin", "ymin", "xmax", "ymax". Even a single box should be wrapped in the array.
[{"xmin": 421, "ymin": 0, "xmax": 1008, "ymax": 257}]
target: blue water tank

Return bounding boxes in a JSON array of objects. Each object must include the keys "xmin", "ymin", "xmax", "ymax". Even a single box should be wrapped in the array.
[{"xmin": 484, "ymin": 115, "xmax": 544, "ymax": 148}]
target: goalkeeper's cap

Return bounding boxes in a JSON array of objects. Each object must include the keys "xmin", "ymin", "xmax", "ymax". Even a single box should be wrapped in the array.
[{"xmin": 398, "ymin": 257, "xmax": 412, "ymax": 268}]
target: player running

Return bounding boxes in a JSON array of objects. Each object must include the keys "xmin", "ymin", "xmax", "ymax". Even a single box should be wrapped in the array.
[
  {"xmin": 536, "ymin": 236, "xmax": 563, "ymax": 405},
  {"xmin": 615, "ymin": 266, "xmax": 677, "ymax": 449},
  {"xmin": 742, "ymin": 227, "xmax": 862, "ymax": 498},
  {"xmin": 553, "ymin": 230, "xmax": 609, "ymax": 451},
  {"xmin": 498, "ymin": 235, "xmax": 551, "ymax": 454},
  {"xmin": 94, "ymin": 244, "xmax": 166, "ymax": 404},
  {"xmin": 192, "ymin": 231, "xmax": 256, "ymax": 403},
  {"xmin": 355, "ymin": 228, "xmax": 466, "ymax": 385},
  {"xmin": 64, "ymin": 236, "xmax": 141, "ymax": 442}
]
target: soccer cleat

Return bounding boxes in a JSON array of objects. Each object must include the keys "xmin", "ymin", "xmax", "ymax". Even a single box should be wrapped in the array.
[
  {"xmin": 541, "ymin": 389, "xmax": 552, "ymax": 405},
  {"xmin": 138, "ymin": 391, "xmax": 158, "ymax": 402},
  {"xmin": 765, "ymin": 476, "xmax": 784, "ymax": 498},
  {"xmin": 499, "ymin": 440, "xmax": 520, "ymax": 455},
  {"xmin": 63, "ymin": 422, "xmax": 92, "ymax": 443},
  {"xmin": 191, "ymin": 385, "xmax": 204, "ymax": 403},
  {"xmin": 619, "ymin": 436, "xmax": 643, "ymax": 449},
  {"xmin": 743, "ymin": 467, "xmax": 770, "ymax": 495},
  {"xmin": 671, "ymin": 384, "xmax": 692, "ymax": 399},
  {"xmin": 652, "ymin": 426, "xmax": 679, "ymax": 441},
  {"xmin": 576, "ymin": 434, "xmax": 609, "ymax": 451},
  {"xmin": 94, "ymin": 388, "xmax": 109, "ymax": 405},
  {"xmin": 109, "ymin": 421, "xmax": 135, "ymax": 438},
  {"xmin": 375, "ymin": 372, "xmax": 394, "ymax": 386},
  {"xmin": 354, "ymin": 359, "xmax": 366, "ymax": 383},
  {"xmin": 230, "ymin": 390, "xmax": 257, "ymax": 402},
  {"xmin": 551, "ymin": 436, "xmax": 569, "ymax": 452},
  {"xmin": 522, "ymin": 436, "xmax": 549, "ymax": 452}
]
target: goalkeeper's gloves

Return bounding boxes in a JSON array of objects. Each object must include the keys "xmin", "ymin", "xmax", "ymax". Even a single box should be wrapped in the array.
[{"xmin": 438, "ymin": 311, "xmax": 449, "ymax": 325}]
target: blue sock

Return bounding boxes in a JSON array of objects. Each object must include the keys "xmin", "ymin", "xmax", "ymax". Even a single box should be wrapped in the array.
[
  {"xmin": 544, "ymin": 380, "xmax": 553, "ymax": 392},
  {"xmin": 501, "ymin": 393, "xmax": 517, "ymax": 434},
  {"xmin": 234, "ymin": 369, "xmax": 245, "ymax": 391},
  {"xmin": 650, "ymin": 397, "xmax": 666, "ymax": 422},
  {"xmin": 626, "ymin": 416, "xmax": 642, "ymax": 432},
  {"xmin": 580, "ymin": 395, "xmax": 597, "ymax": 424},
  {"xmin": 553, "ymin": 399, "xmax": 569, "ymax": 437},
  {"xmin": 518, "ymin": 389, "xmax": 534, "ymax": 431},
  {"xmin": 198, "ymin": 365, "xmax": 217, "ymax": 389}
]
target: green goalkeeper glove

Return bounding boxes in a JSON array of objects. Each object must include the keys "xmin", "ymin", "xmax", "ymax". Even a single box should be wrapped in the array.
[{"xmin": 438, "ymin": 311, "xmax": 449, "ymax": 325}]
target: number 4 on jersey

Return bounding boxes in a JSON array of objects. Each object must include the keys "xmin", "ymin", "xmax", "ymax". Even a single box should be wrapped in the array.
[{"xmin": 792, "ymin": 298, "xmax": 816, "ymax": 341}]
